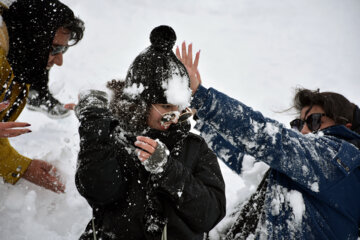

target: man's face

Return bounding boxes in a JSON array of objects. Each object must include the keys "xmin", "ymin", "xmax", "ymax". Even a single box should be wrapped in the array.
[
  {"xmin": 47, "ymin": 27, "xmax": 71, "ymax": 70},
  {"xmin": 147, "ymin": 104, "xmax": 179, "ymax": 131},
  {"xmin": 300, "ymin": 105, "xmax": 335, "ymax": 134}
]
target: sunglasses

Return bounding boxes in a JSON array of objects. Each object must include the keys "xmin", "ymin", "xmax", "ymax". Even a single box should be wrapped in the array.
[
  {"xmin": 290, "ymin": 113, "xmax": 326, "ymax": 132},
  {"xmin": 153, "ymin": 105, "xmax": 193, "ymax": 124},
  {"xmin": 50, "ymin": 45, "xmax": 69, "ymax": 56}
]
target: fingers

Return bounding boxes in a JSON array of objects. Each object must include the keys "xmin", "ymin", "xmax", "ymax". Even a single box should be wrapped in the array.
[
  {"xmin": 43, "ymin": 174, "xmax": 65, "ymax": 193},
  {"xmin": 0, "ymin": 122, "xmax": 31, "ymax": 138},
  {"xmin": 135, "ymin": 149, "xmax": 151, "ymax": 162},
  {"xmin": 0, "ymin": 128, "xmax": 32, "ymax": 138},
  {"xmin": 187, "ymin": 43, "xmax": 193, "ymax": 67},
  {"xmin": 134, "ymin": 140, "xmax": 156, "ymax": 154},
  {"xmin": 64, "ymin": 103, "xmax": 76, "ymax": 110},
  {"xmin": 194, "ymin": 50, "xmax": 200, "ymax": 70},
  {"xmin": 0, "ymin": 101, "xmax": 10, "ymax": 112},
  {"xmin": 135, "ymin": 136, "xmax": 158, "ymax": 149},
  {"xmin": 134, "ymin": 136, "xmax": 158, "ymax": 162},
  {"xmin": 0, "ymin": 121, "xmax": 31, "ymax": 129},
  {"xmin": 38, "ymin": 159, "xmax": 54, "ymax": 172},
  {"xmin": 181, "ymin": 41, "xmax": 187, "ymax": 62},
  {"xmin": 23, "ymin": 160, "xmax": 65, "ymax": 193}
]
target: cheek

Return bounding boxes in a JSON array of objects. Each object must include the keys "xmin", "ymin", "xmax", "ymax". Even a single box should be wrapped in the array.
[
  {"xmin": 147, "ymin": 111, "xmax": 159, "ymax": 126},
  {"xmin": 48, "ymin": 54, "xmax": 55, "ymax": 63}
]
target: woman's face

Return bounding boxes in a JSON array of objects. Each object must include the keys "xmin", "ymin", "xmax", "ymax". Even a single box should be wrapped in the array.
[
  {"xmin": 300, "ymin": 105, "xmax": 335, "ymax": 134},
  {"xmin": 147, "ymin": 104, "xmax": 180, "ymax": 131}
]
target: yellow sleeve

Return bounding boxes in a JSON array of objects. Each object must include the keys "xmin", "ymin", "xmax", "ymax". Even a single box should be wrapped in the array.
[
  {"xmin": 0, "ymin": 33, "xmax": 32, "ymax": 184},
  {"xmin": 0, "ymin": 133, "xmax": 32, "ymax": 184}
]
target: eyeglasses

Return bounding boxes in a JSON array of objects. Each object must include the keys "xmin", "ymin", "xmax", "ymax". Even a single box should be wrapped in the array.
[
  {"xmin": 290, "ymin": 113, "xmax": 326, "ymax": 132},
  {"xmin": 50, "ymin": 45, "xmax": 69, "ymax": 56},
  {"xmin": 152, "ymin": 105, "xmax": 193, "ymax": 124}
]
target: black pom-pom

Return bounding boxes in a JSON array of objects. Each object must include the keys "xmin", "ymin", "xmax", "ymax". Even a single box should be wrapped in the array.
[{"xmin": 150, "ymin": 25, "xmax": 176, "ymax": 51}]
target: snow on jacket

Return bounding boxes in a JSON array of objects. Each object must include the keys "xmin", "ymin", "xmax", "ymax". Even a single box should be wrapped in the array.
[
  {"xmin": 75, "ymin": 91, "xmax": 226, "ymax": 240},
  {"xmin": 191, "ymin": 85, "xmax": 360, "ymax": 239}
]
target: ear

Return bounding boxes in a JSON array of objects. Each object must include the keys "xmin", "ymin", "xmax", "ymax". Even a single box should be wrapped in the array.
[{"xmin": 345, "ymin": 123, "xmax": 352, "ymax": 129}]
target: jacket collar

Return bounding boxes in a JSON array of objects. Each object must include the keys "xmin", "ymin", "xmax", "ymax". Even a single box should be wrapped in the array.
[{"xmin": 322, "ymin": 125, "xmax": 360, "ymax": 149}]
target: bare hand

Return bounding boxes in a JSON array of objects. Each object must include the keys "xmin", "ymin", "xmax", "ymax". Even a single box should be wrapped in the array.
[
  {"xmin": 176, "ymin": 42, "xmax": 202, "ymax": 95},
  {"xmin": 0, "ymin": 122, "xmax": 32, "ymax": 138},
  {"xmin": 22, "ymin": 159, "xmax": 65, "ymax": 193},
  {"xmin": 134, "ymin": 136, "xmax": 158, "ymax": 162},
  {"xmin": 0, "ymin": 101, "xmax": 10, "ymax": 112},
  {"xmin": 64, "ymin": 103, "xmax": 76, "ymax": 110}
]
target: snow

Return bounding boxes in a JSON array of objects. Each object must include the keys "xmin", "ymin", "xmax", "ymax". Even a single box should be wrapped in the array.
[
  {"xmin": 1, "ymin": 0, "xmax": 360, "ymax": 239},
  {"xmin": 286, "ymin": 190, "xmax": 305, "ymax": 224},
  {"xmin": 123, "ymin": 82, "xmax": 145, "ymax": 98},
  {"xmin": 162, "ymin": 67, "xmax": 192, "ymax": 109}
]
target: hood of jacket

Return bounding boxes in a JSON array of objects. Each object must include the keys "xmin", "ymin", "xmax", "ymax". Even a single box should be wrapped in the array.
[{"xmin": 3, "ymin": 0, "xmax": 75, "ymax": 85}]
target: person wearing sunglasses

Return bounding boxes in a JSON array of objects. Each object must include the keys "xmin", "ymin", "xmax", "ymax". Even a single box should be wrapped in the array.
[
  {"xmin": 0, "ymin": 0, "xmax": 84, "ymax": 193},
  {"xmin": 75, "ymin": 26, "xmax": 225, "ymax": 240},
  {"xmin": 177, "ymin": 42, "xmax": 360, "ymax": 239},
  {"xmin": 3, "ymin": 0, "xmax": 84, "ymax": 119}
]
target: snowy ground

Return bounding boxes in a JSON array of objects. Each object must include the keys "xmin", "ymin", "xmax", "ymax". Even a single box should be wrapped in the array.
[{"xmin": 1, "ymin": 0, "xmax": 360, "ymax": 239}]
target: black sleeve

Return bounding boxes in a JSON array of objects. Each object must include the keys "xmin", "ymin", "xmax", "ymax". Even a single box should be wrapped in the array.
[
  {"xmin": 155, "ymin": 136, "xmax": 226, "ymax": 232},
  {"xmin": 75, "ymin": 91, "xmax": 127, "ymax": 206}
]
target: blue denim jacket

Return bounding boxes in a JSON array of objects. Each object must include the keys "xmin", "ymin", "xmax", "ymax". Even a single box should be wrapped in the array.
[{"xmin": 192, "ymin": 85, "xmax": 360, "ymax": 239}]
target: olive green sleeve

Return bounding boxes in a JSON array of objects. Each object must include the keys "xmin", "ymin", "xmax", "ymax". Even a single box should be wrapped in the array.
[{"xmin": 0, "ymin": 138, "xmax": 32, "ymax": 184}]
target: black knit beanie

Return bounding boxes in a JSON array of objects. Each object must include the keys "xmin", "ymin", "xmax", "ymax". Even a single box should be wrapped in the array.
[{"xmin": 123, "ymin": 25, "xmax": 191, "ymax": 107}]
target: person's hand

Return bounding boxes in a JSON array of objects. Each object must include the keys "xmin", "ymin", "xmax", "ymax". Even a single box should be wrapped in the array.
[
  {"xmin": 134, "ymin": 136, "xmax": 158, "ymax": 161},
  {"xmin": 64, "ymin": 103, "xmax": 76, "ymax": 110},
  {"xmin": 134, "ymin": 136, "xmax": 169, "ymax": 174},
  {"xmin": 0, "ymin": 101, "xmax": 10, "ymax": 112},
  {"xmin": 0, "ymin": 101, "xmax": 32, "ymax": 138},
  {"xmin": 22, "ymin": 159, "xmax": 65, "ymax": 193},
  {"xmin": 176, "ymin": 42, "xmax": 202, "ymax": 95},
  {"xmin": 0, "ymin": 122, "xmax": 32, "ymax": 138}
]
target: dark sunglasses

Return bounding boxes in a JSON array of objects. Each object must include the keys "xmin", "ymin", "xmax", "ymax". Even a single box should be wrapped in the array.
[
  {"xmin": 50, "ymin": 45, "xmax": 69, "ymax": 56},
  {"xmin": 290, "ymin": 113, "xmax": 326, "ymax": 132}
]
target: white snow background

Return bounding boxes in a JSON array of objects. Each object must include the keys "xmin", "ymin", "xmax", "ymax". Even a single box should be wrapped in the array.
[{"xmin": 1, "ymin": 0, "xmax": 360, "ymax": 239}]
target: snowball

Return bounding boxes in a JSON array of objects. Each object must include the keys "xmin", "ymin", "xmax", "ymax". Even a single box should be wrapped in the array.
[
  {"xmin": 123, "ymin": 83, "xmax": 145, "ymax": 98},
  {"xmin": 162, "ymin": 64, "xmax": 191, "ymax": 109}
]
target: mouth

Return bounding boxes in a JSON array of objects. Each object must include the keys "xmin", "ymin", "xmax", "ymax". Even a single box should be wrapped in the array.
[{"xmin": 161, "ymin": 122, "xmax": 171, "ymax": 130}]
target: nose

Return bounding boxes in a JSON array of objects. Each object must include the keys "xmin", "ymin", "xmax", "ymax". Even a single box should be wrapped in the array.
[
  {"xmin": 301, "ymin": 124, "xmax": 310, "ymax": 135},
  {"xmin": 53, "ymin": 53, "xmax": 63, "ymax": 66}
]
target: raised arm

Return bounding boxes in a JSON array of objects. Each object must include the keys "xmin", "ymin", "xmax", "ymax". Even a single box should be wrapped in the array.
[{"xmin": 75, "ymin": 90, "xmax": 127, "ymax": 206}]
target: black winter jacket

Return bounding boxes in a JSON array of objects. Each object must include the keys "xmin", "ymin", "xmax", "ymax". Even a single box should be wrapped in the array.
[{"xmin": 75, "ymin": 91, "xmax": 226, "ymax": 240}]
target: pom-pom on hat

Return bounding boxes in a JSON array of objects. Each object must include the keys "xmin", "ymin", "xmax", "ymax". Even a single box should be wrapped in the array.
[{"xmin": 123, "ymin": 25, "xmax": 191, "ymax": 109}]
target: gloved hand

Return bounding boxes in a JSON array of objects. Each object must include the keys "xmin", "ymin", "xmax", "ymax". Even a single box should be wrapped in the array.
[
  {"xmin": 75, "ymin": 90, "xmax": 109, "ymax": 120},
  {"xmin": 134, "ymin": 136, "xmax": 169, "ymax": 174}
]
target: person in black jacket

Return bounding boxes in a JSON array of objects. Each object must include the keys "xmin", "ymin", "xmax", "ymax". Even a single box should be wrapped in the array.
[{"xmin": 75, "ymin": 25, "xmax": 226, "ymax": 240}]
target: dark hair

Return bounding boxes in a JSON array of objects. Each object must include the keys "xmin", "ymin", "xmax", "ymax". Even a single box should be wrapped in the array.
[
  {"xmin": 63, "ymin": 16, "xmax": 85, "ymax": 46},
  {"xmin": 293, "ymin": 88, "xmax": 356, "ymax": 126},
  {"xmin": 107, "ymin": 80, "xmax": 150, "ymax": 134}
]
